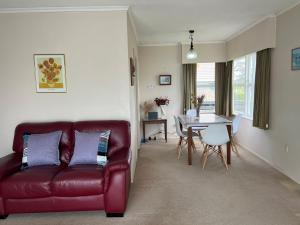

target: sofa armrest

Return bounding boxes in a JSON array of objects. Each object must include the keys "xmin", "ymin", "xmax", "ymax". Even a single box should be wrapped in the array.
[
  {"xmin": 0, "ymin": 153, "xmax": 22, "ymax": 181},
  {"xmin": 103, "ymin": 149, "xmax": 131, "ymax": 214},
  {"xmin": 104, "ymin": 149, "xmax": 130, "ymax": 192}
]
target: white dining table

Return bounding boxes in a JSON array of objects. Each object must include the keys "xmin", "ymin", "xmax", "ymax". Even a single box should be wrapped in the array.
[{"xmin": 178, "ymin": 114, "xmax": 232, "ymax": 165}]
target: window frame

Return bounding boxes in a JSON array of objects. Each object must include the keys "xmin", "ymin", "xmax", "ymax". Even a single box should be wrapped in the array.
[
  {"xmin": 196, "ymin": 62, "xmax": 216, "ymax": 113},
  {"xmin": 232, "ymin": 53, "xmax": 256, "ymax": 120}
]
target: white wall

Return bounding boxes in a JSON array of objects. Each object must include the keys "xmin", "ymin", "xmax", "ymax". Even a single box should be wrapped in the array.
[
  {"xmin": 226, "ymin": 17, "xmax": 276, "ymax": 60},
  {"xmin": 139, "ymin": 43, "xmax": 228, "ymax": 138},
  {"xmin": 233, "ymin": 5, "xmax": 300, "ymax": 183},
  {"xmin": 127, "ymin": 14, "xmax": 140, "ymax": 180},
  {"xmin": 182, "ymin": 42, "xmax": 227, "ymax": 63},
  {"xmin": 0, "ymin": 11, "xmax": 131, "ymax": 156},
  {"xmin": 138, "ymin": 45, "xmax": 183, "ymax": 138}
]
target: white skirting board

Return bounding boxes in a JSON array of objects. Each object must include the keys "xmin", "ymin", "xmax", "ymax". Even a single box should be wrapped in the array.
[{"xmin": 236, "ymin": 142, "xmax": 300, "ymax": 184}]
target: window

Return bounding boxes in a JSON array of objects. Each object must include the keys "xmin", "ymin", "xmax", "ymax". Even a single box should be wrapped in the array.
[
  {"xmin": 196, "ymin": 63, "xmax": 215, "ymax": 113},
  {"xmin": 232, "ymin": 53, "xmax": 256, "ymax": 118}
]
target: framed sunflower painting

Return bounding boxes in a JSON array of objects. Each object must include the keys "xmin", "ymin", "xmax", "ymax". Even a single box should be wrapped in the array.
[{"xmin": 34, "ymin": 54, "xmax": 67, "ymax": 93}]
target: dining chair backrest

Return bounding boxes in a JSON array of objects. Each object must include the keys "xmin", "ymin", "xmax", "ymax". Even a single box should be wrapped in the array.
[
  {"xmin": 202, "ymin": 124, "xmax": 229, "ymax": 146},
  {"xmin": 232, "ymin": 114, "xmax": 242, "ymax": 135},
  {"xmin": 186, "ymin": 109, "xmax": 197, "ymax": 117},
  {"xmin": 173, "ymin": 116, "xmax": 184, "ymax": 137}
]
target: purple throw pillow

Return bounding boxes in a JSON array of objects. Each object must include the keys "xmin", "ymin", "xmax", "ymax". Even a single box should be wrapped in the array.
[
  {"xmin": 26, "ymin": 131, "xmax": 62, "ymax": 167},
  {"xmin": 69, "ymin": 131, "xmax": 101, "ymax": 166}
]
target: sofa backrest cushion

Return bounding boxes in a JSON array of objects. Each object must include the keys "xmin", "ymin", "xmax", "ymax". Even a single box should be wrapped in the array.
[
  {"xmin": 13, "ymin": 122, "xmax": 73, "ymax": 164},
  {"xmin": 13, "ymin": 120, "xmax": 130, "ymax": 164},
  {"xmin": 73, "ymin": 121, "xmax": 130, "ymax": 158}
]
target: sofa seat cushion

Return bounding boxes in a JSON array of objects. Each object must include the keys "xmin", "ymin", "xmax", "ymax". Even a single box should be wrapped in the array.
[
  {"xmin": 52, "ymin": 165, "xmax": 104, "ymax": 197},
  {"xmin": 1, "ymin": 166, "xmax": 64, "ymax": 199}
]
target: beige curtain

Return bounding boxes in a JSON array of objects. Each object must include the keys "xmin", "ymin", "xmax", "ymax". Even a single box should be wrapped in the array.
[
  {"xmin": 215, "ymin": 62, "xmax": 232, "ymax": 116},
  {"xmin": 183, "ymin": 64, "xmax": 197, "ymax": 113},
  {"xmin": 215, "ymin": 63, "xmax": 226, "ymax": 115},
  {"xmin": 224, "ymin": 61, "xmax": 233, "ymax": 116},
  {"xmin": 253, "ymin": 48, "xmax": 271, "ymax": 130}
]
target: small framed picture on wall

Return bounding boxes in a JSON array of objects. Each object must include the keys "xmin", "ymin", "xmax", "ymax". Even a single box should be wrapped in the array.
[
  {"xmin": 292, "ymin": 47, "xmax": 300, "ymax": 70},
  {"xmin": 159, "ymin": 75, "xmax": 172, "ymax": 85}
]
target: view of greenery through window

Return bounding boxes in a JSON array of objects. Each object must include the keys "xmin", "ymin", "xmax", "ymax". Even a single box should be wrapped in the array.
[
  {"xmin": 196, "ymin": 63, "xmax": 215, "ymax": 112},
  {"xmin": 232, "ymin": 53, "xmax": 256, "ymax": 118}
]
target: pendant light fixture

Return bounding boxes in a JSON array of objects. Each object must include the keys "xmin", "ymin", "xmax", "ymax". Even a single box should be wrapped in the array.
[{"xmin": 186, "ymin": 30, "xmax": 198, "ymax": 60}]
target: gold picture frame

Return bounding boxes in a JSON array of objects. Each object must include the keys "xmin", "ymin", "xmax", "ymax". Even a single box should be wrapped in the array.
[{"xmin": 34, "ymin": 54, "xmax": 67, "ymax": 93}]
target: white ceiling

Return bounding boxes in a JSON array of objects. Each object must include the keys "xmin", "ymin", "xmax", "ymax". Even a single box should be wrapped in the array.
[{"xmin": 0, "ymin": 0, "xmax": 300, "ymax": 45}]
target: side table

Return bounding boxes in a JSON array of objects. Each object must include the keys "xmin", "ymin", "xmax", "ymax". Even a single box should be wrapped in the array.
[{"xmin": 142, "ymin": 119, "xmax": 167, "ymax": 143}]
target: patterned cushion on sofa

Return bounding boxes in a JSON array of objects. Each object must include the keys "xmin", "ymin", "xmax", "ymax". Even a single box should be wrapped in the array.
[
  {"xmin": 97, "ymin": 130, "xmax": 111, "ymax": 166},
  {"xmin": 69, "ymin": 130, "xmax": 111, "ymax": 167}
]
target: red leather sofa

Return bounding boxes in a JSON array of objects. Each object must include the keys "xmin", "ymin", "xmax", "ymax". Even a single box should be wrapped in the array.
[{"xmin": 0, "ymin": 120, "xmax": 131, "ymax": 219}]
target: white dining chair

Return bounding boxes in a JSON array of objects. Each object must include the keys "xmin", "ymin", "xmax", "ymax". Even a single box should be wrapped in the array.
[
  {"xmin": 186, "ymin": 109, "xmax": 197, "ymax": 117},
  {"xmin": 231, "ymin": 114, "xmax": 242, "ymax": 155},
  {"xmin": 186, "ymin": 108, "xmax": 206, "ymax": 147},
  {"xmin": 200, "ymin": 124, "xmax": 230, "ymax": 170},
  {"xmin": 174, "ymin": 116, "xmax": 198, "ymax": 159}
]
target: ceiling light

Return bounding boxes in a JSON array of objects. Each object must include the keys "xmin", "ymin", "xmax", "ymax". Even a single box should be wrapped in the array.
[{"xmin": 186, "ymin": 30, "xmax": 198, "ymax": 60}]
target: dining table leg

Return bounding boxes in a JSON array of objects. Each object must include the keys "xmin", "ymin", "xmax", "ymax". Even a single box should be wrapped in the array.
[
  {"xmin": 187, "ymin": 126, "xmax": 193, "ymax": 165},
  {"xmin": 226, "ymin": 124, "xmax": 232, "ymax": 165}
]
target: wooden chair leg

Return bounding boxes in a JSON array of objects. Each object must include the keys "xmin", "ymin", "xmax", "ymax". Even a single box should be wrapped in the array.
[
  {"xmin": 177, "ymin": 137, "xmax": 183, "ymax": 159},
  {"xmin": 219, "ymin": 146, "xmax": 228, "ymax": 170},
  {"xmin": 179, "ymin": 137, "xmax": 183, "ymax": 145},
  {"xmin": 232, "ymin": 139, "xmax": 239, "ymax": 156},
  {"xmin": 200, "ymin": 148, "xmax": 204, "ymax": 162},
  {"xmin": 198, "ymin": 132, "xmax": 205, "ymax": 149},
  {"xmin": 177, "ymin": 139, "xmax": 181, "ymax": 149},
  {"xmin": 202, "ymin": 145, "xmax": 209, "ymax": 169},
  {"xmin": 201, "ymin": 144, "xmax": 207, "ymax": 164},
  {"xmin": 202, "ymin": 151, "xmax": 209, "ymax": 169},
  {"xmin": 191, "ymin": 139, "xmax": 197, "ymax": 153},
  {"xmin": 177, "ymin": 145, "xmax": 183, "ymax": 160}
]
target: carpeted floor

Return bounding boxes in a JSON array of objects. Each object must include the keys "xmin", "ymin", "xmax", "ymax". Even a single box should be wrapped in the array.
[{"xmin": 2, "ymin": 139, "xmax": 300, "ymax": 225}]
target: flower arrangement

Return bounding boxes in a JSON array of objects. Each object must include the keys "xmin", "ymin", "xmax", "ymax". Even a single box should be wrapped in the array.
[
  {"xmin": 191, "ymin": 94, "xmax": 205, "ymax": 117},
  {"xmin": 154, "ymin": 97, "xmax": 170, "ymax": 106}
]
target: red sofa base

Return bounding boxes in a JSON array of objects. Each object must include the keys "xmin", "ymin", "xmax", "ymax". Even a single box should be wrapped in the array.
[{"xmin": 5, "ymin": 195, "xmax": 104, "ymax": 214}]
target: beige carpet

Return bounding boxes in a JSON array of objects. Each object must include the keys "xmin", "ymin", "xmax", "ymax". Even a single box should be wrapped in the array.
[{"xmin": 2, "ymin": 139, "xmax": 300, "ymax": 225}]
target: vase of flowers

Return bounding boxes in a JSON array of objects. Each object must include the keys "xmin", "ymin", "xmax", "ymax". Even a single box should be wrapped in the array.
[
  {"xmin": 154, "ymin": 97, "xmax": 170, "ymax": 106},
  {"xmin": 191, "ymin": 95, "xmax": 205, "ymax": 117},
  {"xmin": 154, "ymin": 97, "xmax": 170, "ymax": 117}
]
